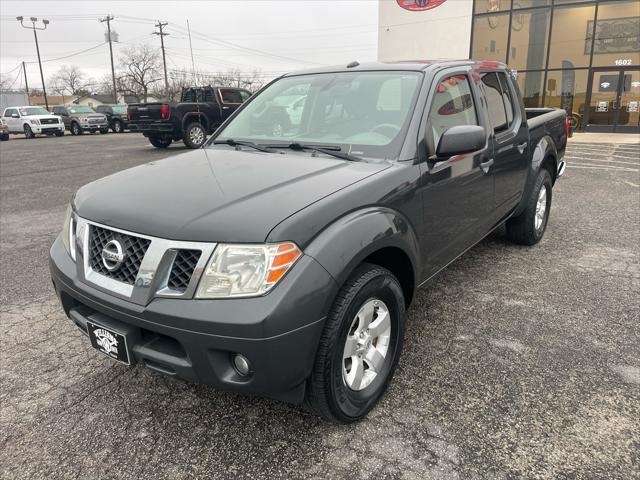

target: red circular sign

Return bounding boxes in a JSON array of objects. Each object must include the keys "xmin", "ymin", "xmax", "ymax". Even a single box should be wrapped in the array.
[{"xmin": 396, "ymin": 0, "xmax": 448, "ymax": 11}]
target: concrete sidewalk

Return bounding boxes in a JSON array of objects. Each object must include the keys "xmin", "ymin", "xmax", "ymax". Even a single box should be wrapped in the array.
[{"xmin": 570, "ymin": 132, "xmax": 639, "ymax": 144}]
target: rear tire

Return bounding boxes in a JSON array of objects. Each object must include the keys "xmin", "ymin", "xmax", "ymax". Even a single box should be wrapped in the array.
[
  {"xmin": 70, "ymin": 122, "xmax": 82, "ymax": 136},
  {"xmin": 24, "ymin": 124, "xmax": 35, "ymax": 139},
  {"xmin": 305, "ymin": 263, "xmax": 405, "ymax": 423},
  {"xmin": 112, "ymin": 120, "xmax": 123, "ymax": 133},
  {"xmin": 148, "ymin": 135, "xmax": 172, "ymax": 149},
  {"xmin": 506, "ymin": 168, "xmax": 552, "ymax": 246},
  {"xmin": 100, "ymin": 127, "xmax": 109, "ymax": 134},
  {"xmin": 183, "ymin": 122, "xmax": 206, "ymax": 149}
]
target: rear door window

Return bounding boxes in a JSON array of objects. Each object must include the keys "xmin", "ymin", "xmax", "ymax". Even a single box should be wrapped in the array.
[
  {"xmin": 219, "ymin": 89, "xmax": 244, "ymax": 104},
  {"xmin": 4, "ymin": 108, "xmax": 17, "ymax": 117},
  {"xmin": 497, "ymin": 72, "xmax": 516, "ymax": 126},
  {"xmin": 481, "ymin": 72, "xmax": 509, "ymax": 132},
  {"xmin": 427, "ymin": 74, "xmax": 478, "ymax": 147}
]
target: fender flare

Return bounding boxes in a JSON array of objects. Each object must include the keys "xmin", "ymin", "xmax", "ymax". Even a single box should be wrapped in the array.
[
  {"xmin": 181, "ymin": 113, "xmax": 209, "ymax": 132},
  {"xmin": 303, "ymin": 206, "xmax": 421, "ymax": 301},
  {"xmin": 514, "ymin": 134, "xmax": 557, "ymax": 217}
]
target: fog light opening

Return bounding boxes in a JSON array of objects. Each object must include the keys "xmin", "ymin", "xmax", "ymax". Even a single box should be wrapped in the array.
[{"xmin": 233, "ymin": 353, "xmax": 251, "ymax": 376}]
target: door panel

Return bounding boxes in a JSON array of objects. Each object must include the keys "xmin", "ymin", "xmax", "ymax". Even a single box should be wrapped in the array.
[
  {"xmin": 419, "ymin": 72, "xmax": 494, "ymax": 279},
  {"xmin": 618, "ymin": 70, "xmax": 640, "ymax": 131}
]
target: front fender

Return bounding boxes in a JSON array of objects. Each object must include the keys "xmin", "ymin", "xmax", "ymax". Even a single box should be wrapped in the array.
[{"xmin": 303, "ymin": 207, "xmax": 420, "ymax": 292}]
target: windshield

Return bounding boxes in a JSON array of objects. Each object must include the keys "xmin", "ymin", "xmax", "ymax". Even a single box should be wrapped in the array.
[
  {"xmin": 112, "ymin": 105, "xmax": 127, "ymax": 113},
  {"xmin": 69, "ymin": 106, "xmax": 96, "ymax": 114},
  {"xmin": 18, "ymin": 107, "xmax": 50, "ymax": 116},
  {"xmin": 213, "ymin": 71, "xmax": 422, "ymax": 159}
]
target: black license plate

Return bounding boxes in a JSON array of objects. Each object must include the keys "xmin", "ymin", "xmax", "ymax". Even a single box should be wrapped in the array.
[{"xmin": 87, "ymin": 321, "xmax": 131, "ymax": 365}]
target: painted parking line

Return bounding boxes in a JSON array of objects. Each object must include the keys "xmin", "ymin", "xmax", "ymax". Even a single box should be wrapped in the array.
[
  {"xmin": 564, "ymin": 157, "xmax": 640, "ymax": 166},
  {"xmin": 567, "ymin": 164, "xmax": 639, "ymax": 172}
]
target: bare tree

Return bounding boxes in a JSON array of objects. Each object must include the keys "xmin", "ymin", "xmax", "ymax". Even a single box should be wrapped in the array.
[
  {"xmin": 48, "ymin": 65, "xmax": 88, "ymax": 96},
  {"xmin": 117, "ymin": 44, "xmax": 162, "ymax": 102}
]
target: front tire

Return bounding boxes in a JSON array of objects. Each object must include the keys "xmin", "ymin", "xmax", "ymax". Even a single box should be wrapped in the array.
[
  {"xmin": 112, "ymin": 120, "xmax": 123, "ymax": 133},
  {"xmin": 506, "ymin": 168, "xmax": 552, "ymax": 245},
  {"xmin": 148, "ymin": 134, "xmax": 172, "ymax": 149},
  {"xmin": 54, "ymin": 131, "xmax": 64, "ymax": 137},
  {"xmin": 99, "ymin": 127, "xmax": 109, "ymax": 134},
  {"xmin": 306, "ymin": 263, "xmax": 405, "ymax": 423},
  {"xmin": 24, "ymin": 124, "xmax": 35, "ymax": 139},
  {"xmin": 70, "ymin": 122, "xmax": 82, "ymax": 135},
  {"xmin": 183, "ymin": 122, "xmax": 206, "ymax": 149}
]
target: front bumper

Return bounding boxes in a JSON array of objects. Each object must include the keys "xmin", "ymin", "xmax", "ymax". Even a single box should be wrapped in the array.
[
  {"xmin": 78, "ymin": 122, "xmax": 108, "ymax": 131},
  {"xmin": 49, "ymin": 236, "xmax": 337, "ymax": 403},
  {"xmin": 31, "ymin": 123, "xmax": 64, "ymax": 134}
]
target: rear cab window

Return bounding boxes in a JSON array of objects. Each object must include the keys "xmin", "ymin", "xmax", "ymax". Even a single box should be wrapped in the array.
[{"xmin": 219, "ymin": 88, "xmax": 250, "ymax": 104}]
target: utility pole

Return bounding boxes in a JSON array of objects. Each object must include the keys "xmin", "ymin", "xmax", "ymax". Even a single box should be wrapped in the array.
[
  {"xmin": 22, "ymin": 61, "xmax": 30, "ymax": 103},
  {"xmin": 99, "ymin": 15, "xmax": 118, "ymax": 103},
  {"xmin": 187, "ymin": 20, "xmax": 196, "ymax": 83},
  {"xmin": 153, "ymin": 21, "xmax": 169, "ymax": 95},
  {"xmin": 17, "ymin": 17, "xmax": 49, "ymax": 109}
]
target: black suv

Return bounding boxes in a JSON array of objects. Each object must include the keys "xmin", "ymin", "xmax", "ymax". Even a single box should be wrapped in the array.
[{"xmin": 95, "ymin": 104, "xmax": 129, "ymax": 133}]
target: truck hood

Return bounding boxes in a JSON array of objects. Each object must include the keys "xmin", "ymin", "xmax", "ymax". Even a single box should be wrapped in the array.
[
  {"xmin": 26, "ymin": 114, "xmax": 61, "ymax": 121},
  {"xmin": 74, "ymin": 148, "xmax": 391, "ymax": 243}
]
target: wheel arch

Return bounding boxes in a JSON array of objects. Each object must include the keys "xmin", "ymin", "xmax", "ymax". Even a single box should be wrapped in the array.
[
  {"xmin": 513, "ymin": 135, "xmax": 558, "ymax": 217},
  {"xmin": 303, "ymin": 207, "xmax": 420, "ymax": 308},
  {"xmin": 182, "ymin": 113, "xmax": 209, "ymax": 131}
]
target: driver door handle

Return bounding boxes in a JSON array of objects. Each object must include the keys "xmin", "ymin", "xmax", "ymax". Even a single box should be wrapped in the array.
[{"xmin": 480, "ymin": 158, "xmax": 494, "ymax": 173}]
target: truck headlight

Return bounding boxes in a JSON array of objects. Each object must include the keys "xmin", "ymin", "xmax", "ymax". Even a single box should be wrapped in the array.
[
  {"xmin": 195, "ymin": 242, "xmax": 301, "ymax": 298},
  {"xmin": 30, "ymin": 118, "xmax": 40, "ymax": 125},
  {"xmin": 61, "ymin": 204, "xmax": 77, "ymax": 261}
]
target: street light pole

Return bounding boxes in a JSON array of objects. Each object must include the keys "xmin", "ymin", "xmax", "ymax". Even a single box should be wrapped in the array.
[{"xmin": 17, "ymin": 16, "xmax": 49, "ymax": 109}]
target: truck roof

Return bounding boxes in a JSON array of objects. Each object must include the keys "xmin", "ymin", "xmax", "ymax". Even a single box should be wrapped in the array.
[{"xmin": 282, "ymin": 60, "xmax": 509, "ymax": 77}]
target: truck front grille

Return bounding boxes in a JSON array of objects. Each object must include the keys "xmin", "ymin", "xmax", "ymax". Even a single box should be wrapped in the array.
[
  {"xmin": 167, "ymin": 249, "xmax": 202, "ymax": 292},
  {"xmin": 41, "ymin": 118, "xmax": 58, "ymax": 125},
  {"xmin": 89, "ymin": 225, "xmax": 151, "ymax": 285}
]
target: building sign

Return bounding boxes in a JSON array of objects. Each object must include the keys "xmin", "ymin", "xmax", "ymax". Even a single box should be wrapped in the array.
[
  {"xmin": 585, "ymin": 17, "xmax": 640, "ymax": 55},
  {"xmin": 628, "ymin": 101, "xmax": 639, "ymax": 113},
  {"xmin": 596, "ymin": 101, "xmax": 609, "ymax": 113},
  {"xmin": 396, "ymin": 0, "xmax": 448, "ymax": 12}
]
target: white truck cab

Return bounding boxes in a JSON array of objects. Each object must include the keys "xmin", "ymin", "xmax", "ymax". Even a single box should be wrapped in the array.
[{"xmin": 1, "ymin": 106, "xmax": 65, "ymax": 138}]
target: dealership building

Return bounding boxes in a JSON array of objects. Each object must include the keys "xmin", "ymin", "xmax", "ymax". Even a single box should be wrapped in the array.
[{"xmin": 379, "ymin": 0, "xmax": 640, "ymax": 133}]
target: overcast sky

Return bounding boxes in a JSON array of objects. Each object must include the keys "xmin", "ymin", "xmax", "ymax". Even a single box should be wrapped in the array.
[{"xmin": 0, "ymin": 0, "xmax": 379, "ymax": 91}]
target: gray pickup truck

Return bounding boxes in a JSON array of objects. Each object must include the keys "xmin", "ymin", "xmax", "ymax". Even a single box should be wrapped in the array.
[{"xmin": 50, "ymin": 60, "xmax": 567, "ymax": 423}]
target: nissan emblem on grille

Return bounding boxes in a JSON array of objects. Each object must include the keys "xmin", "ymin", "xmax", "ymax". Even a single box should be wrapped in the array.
[{"xmin": 101, "ymin": 239, "xmax": 125, "ymax": 271}]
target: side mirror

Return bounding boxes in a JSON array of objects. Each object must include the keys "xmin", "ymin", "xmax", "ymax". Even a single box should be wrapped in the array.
[{"xmin": 435, "ymin": 125, "xmax": 486, "ymax": 159}]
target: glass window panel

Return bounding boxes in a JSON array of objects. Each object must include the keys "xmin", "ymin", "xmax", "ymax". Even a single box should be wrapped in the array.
[
  {"xmin": 547, "ymin": 5, "xmax": 596, "ymax": 68},
  {"xmin": 619, "ymin": 70, "xmax": 640, "ymax": 128},
  {"xmin": 474, "ymin": 0, "xmax": 512, "ymax": 15},
  {"xmin": 508, "ymin": 8, "xmax": 551, "ymax": 70},
  {"xmin": 514, "ymin": 71, "xmax": 544, "ymax": 107},
  {"xmin": 428, "ymin": 75, "xmax": 478, "ymax": 147},
  {"xmin": 589, "ymin": 1, "xmax": 640, "ymax": 68},
  {"xmin": 512, "ymin": 0, "xmax": 550, "ymax": 9},
  {"xmin": 481, "ymin": 72, "xmax": 510, "ymax": 131},
  {"xmin": 544, "ymin": 69, "xmax": 589, "ymax": 130},
  {"xmin": 497, "ymin": 72, "xmax": 516, "ymax": 126},
  {"xmin": 471, "ymin": 13, "xmax": 509, "ymax": 62}
]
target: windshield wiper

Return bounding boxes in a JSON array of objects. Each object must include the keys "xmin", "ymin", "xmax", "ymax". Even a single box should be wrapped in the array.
[
  {"xmin": 266, "ymin": 142, "xmax": 362, "ymax": 162},
  {"xmin": 213, "ymin": 138, "xmax": 275, "ymax": 153}
]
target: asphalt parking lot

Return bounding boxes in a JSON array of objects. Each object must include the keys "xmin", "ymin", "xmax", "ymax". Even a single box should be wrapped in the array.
[{"xmin": 1, "ymin": 133, "xmax": 638, "ymax": 479}]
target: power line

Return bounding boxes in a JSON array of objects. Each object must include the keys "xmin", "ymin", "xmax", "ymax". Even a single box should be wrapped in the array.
[{"xmin": 23, "ymin": 43, "xmax": 106, "ymax": 64}]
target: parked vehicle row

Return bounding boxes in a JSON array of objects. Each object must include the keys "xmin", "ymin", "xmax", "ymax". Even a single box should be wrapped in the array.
[{"xmin": 0, "ymin": 104, "xmax": 131, "ymax": 139}]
